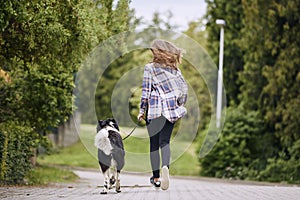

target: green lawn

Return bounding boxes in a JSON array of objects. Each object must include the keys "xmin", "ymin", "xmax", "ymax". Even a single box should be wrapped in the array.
[
  {"xmin": 38, "ymin": 141, "xmax": 99, "ymax": 168},
  {"xmin": 25, "ymin": 165, "xmax": 78, "ymax": 185},
  {"xmin": 38, "ymin": 124, "xmax": 200, "ymax": 176}
]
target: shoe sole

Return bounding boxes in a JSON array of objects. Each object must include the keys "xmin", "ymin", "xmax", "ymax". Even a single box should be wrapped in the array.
[
  {"xmin": 161, "ymin": 166, "xmax": 169, "ymax": 190},
  {"xmin": 152, "ymin": 182, "xmax": 161, "ymax": 189},
  {"xmin": 150, "ymin": 177, "xmax": 161, "ymax": 188}
]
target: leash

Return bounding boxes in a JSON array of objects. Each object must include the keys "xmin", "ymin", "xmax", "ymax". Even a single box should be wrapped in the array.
[
  {"xmin": 121, "ymin": 118, "xmax": 147, "ymax": 141},
  {"xmin": 122, "ymin": 125, "xmax": 138, "ymax": 141}
]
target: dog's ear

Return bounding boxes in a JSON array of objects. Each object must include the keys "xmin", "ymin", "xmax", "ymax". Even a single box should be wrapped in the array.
[
  {"xmin": 113, "ymin": 123, "xmax": 119, "ymax": 131},
  {"xmin": 98, "ymin": 120, "xmax": 106, "ymax": 128},
  {"xmin": 111, "ymin": 118, "xmax": 119, "ymax": 131},
  {"xmin": 107, "ymin": 118, "xmax": 119, "ymax": 130}
]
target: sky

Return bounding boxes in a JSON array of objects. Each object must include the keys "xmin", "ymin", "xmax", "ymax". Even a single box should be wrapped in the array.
[{"xmin": 129, "ymin": 0, "xmax": 207, "ymax": 31}]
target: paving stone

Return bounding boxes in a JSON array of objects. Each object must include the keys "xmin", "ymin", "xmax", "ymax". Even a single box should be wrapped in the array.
[{"xmin": 1, "ymin": 170, "xmax": 299, "ymax": 200}]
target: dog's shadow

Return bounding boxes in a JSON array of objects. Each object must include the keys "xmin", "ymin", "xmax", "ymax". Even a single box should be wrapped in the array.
[{"xmin": 95, "ymin": 185, "xmax": 154, "ymax": 195}]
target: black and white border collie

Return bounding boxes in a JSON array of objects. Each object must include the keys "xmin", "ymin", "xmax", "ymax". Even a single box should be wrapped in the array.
[{"xmin": 94, "ymin": 118, "xmax": 125, "ymax": 194}]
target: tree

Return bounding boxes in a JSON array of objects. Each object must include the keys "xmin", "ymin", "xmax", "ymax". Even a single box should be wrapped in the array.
[
  {"xmin": 238, "ymin": 0, "xmax": 269, "ymax": 110},
  {"xmin": 184, "ymin": 19, "xmax": 208, "ymax": 48},
  {"xmin": 0, "ymin": 0, "xmax": 102, "ymax": 129},
  {"xmin": 0, "ymin": 0, "xmax": 130, "ymax": 184},
  {"xmin": 201, "ymin": 0, "xmax": 300, "ymax": 183},
  {"xmin": 205, "ymin": 0, "xmax": 245, "ymax": 105},
  {"xmin": 240, "ymin": 0, "xmax": 300, "ymax": 164},
  {"xmin": 92, "ymin": 11, "xmax": 180, "ymax": 124},
  {"xmin": 78, "ymin": 0, "xmax": 131, "ymax": 123}
]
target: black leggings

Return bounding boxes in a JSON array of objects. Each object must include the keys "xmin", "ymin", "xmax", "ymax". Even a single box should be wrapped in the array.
[{"xmin": 147, "ymin": 116, "xmax": 175, "ymax": 178}]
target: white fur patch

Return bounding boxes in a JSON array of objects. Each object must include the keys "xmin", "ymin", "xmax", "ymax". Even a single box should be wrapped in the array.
[{"xmin": 94, "ymin": 129, "xmax": 113, "ymax": 155}]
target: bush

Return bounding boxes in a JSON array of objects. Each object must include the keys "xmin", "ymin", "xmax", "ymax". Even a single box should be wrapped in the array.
[
  {"xmin": 199, "ymin": 106, "xmax": 267, "ymax": 179},
  {"xmin": 0, "ymin": 121, "xmax": 39, "ymax": 184},
  {"xmin": 199, "ymin": 106, "xmax": 300, "ymax": 183},
  {"xmin": 259, "ymin": 140, "xmax": 300, "ymax": 183},
  {"xmin": 259, "ymin": 157, "xmax": 300, "ymax": 184}
]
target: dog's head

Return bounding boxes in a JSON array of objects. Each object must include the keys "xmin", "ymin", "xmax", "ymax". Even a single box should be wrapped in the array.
[{"xmin": 97, "ymin": 118, "xmax": 119, "ymax": 133}]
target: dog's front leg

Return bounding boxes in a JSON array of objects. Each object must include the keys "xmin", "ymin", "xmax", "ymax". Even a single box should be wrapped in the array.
[{"xmin": 101, "ymin": 170, "xmax": 110, "ymax": 194}]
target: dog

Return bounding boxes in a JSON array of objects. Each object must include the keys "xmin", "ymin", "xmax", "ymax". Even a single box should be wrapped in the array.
[{"xmin": 94, "ymin": 118, "xmax": 125, "ymax": 194}]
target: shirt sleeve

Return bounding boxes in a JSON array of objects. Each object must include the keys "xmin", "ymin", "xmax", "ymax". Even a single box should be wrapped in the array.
[{"xmin": 139, "ymin": 65, "xmax": 152, "ymax": 115}]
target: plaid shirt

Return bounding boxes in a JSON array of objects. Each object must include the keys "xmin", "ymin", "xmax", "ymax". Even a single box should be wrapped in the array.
[{"xmin": 139, "ymin": 63, "xmax": 188, "ymax": 123}]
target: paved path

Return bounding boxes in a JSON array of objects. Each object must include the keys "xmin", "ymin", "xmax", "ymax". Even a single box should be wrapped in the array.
[{"xmin": 1, "ymin": 169, "xmax": 300, "ymax": 200}]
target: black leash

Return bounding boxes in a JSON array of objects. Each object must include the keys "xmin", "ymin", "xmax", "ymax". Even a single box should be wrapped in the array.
[
  {"xmin": 122, "ymin": 125, "xmax": 138, "ymax": 141},
  {"xmin": 122, "ymin": 117, "xmax": 147, "ymax": 141}
]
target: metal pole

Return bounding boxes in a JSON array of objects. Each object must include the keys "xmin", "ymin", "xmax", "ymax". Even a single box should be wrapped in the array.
[{"xmin": 216, "ymin": 19, "xmax": 225, "ymax": 128}]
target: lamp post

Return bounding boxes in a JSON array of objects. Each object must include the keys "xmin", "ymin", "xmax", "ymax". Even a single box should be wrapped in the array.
[{"xmin": 216, "ymin": 19, "xmax": 225, "ymax": 128}]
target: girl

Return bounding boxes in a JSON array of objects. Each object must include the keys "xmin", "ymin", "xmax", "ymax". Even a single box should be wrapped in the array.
[{"xmin": 138, "ymin": 39, "xmax": 188, "ymax": 190}]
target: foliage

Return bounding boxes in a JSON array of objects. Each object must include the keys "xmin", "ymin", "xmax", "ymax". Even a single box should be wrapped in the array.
[
  {"xmin": 258, "ymin": 140, "xmax": 300, "ymax": 183},
  {"xmin": 238, "ymin": 0, "xmax": 300, "ymax": 182},
  {"xmin": 184, "ymin": 19, "xmax": 207, "ymax": 48},
  {"xmin": 199, "ymin": 106, "xmax": 270, "ymax": 179},
  {"xmin": 240, "ymin": 0, "xmax": 300, "ymax": 141},
  {"xmin": 259, "ymin": 158, "xmax": 300, "ymax": 184},
  {"xmin": 205, "ymin": 0, "xmax": 245, "ymax": 105},
  {"xmin": 94, "ymin": 50, "xmax": 146, "ymax": 124},
  {"xmin": 0, "ymin": 0, "xmax": 119, "ymax": 129},
  {"xmin": 0, "ymin": 121, "xmax": 40, "ymax": 184},
  {"xmin": 0, "ymin": 0, "xmax": 130, "ymax": 184},
  {"xmin": 203, "ymin": 0, "xmax": 300, "ymax": 183},
  {"xmin": 76, "ymin": 0, "xmax": 131, "ymax": 123},
  {"xmin": 0, "ymin": 68, "xmax": 75, "ymax": 131}
]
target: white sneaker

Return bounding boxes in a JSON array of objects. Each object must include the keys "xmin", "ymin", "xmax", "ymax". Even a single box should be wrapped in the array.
[{"xmin": 161, "ymin": 166, "xmax": 169, "ymax": 190}]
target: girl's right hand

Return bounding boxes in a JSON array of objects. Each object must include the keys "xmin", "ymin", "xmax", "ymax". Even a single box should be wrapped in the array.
[{"xmin": 137, "ymin": 114, "xmax": 144, "ymax": 121}]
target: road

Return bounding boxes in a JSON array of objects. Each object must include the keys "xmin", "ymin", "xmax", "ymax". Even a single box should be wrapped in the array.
[{"xmin": 1, "ymin": 169, "xmax": 299, "ymax": 200}]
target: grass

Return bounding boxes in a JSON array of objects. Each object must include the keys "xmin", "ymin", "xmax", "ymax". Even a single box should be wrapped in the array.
[
  {"xmin": 38, "ymin": 141, "xmax": 98, "ymax": 168},
  {"xmin": 25, "ymin": 165, "xmax": 78, "ymax": 185},
  {"xmin": 170, "ymin": 143, "xmax": 201, "ymax": 176},
  {"xmin": 38, "ymin": 124, "xmax": 201, "ymax": 176}
]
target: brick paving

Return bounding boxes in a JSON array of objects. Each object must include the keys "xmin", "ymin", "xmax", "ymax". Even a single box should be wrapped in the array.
[{"xmin": 1, "ymin": 170, "xmax": 299, "ymax": 200}]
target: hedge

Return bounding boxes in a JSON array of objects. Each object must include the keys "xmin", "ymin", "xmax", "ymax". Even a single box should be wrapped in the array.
[{"xmin": 0, "ymin": 121, "xmax": 39, "ymax": 184}]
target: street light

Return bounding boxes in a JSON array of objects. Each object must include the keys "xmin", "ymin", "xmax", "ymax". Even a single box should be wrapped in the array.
[{"xmin": 216, "ymin": 19, "xmax": 225, "ymax": 128}]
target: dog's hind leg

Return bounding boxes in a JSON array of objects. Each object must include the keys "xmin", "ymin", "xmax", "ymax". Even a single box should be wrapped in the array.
[
  {"xmin": 115, "ymin": 170, "xmax": 121, "ymax": 193},
  {"xmin": 109, "ymin": 167, "xmax": 116, "ymax": 187},
  {"xmin": 98, "ymin": 150, "xmax": 112, "ymax": 194},
  {"xmin": 101, "ymin": 169, "xmax": 110, "ymax": 194}
]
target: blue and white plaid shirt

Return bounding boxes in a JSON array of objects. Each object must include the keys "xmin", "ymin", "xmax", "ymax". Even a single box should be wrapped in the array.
[{"xmin": 139, "ymin": 63, "xmax": 188, "ymax": 123}]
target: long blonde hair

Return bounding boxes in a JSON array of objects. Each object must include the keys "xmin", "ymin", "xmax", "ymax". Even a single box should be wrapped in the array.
[{"xmin": 150, "ymin": 39, "xmax": 185, "ymax": 70}]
